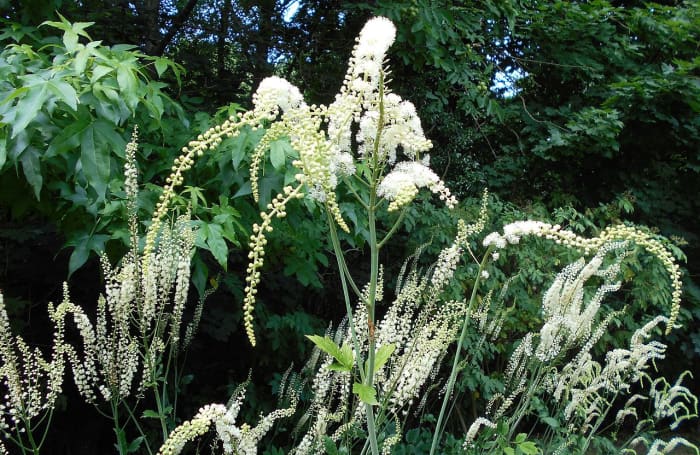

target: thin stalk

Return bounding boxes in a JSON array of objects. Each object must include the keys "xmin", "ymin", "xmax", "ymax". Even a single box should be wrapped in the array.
[
  {"xmin": 364, "ymin": 200, "xmax": 380, "ymax": 455},
  {"xmin": 327, "ymin": 210, "xmax": 366, "ymax": 383},
  {"xmin": 122, "ymin": 401, "xmax": 155, "ymax": 455},
  {"xmin": 581, "ymin": 391, "xmax": 618, "ymax": 452},
  {"xmin": 36, "ymin": 407, "xmax": 55, "ymax": 450},
  {"xmin": 430, "ymin": 247, "xmax": 493, "ymax": 455},
  {"xmin": 377, "ymin": 206, "xmax": 409, "ymax": 249},
  {"xmin": 111, "ymin": 399, "xmax": 129, "ymax": 455},
  {"xmin": 327, "ymin": 216, "xmax": 363, "ymax": 299},
  {"xmin": 151, "ymin": 379, "xmax": 169, "ymax": 443}
]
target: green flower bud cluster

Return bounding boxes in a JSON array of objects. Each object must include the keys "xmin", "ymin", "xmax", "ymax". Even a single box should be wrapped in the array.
[
  {"xmin": 243, "ymin": 185, "xmax": 304, "ymax": 346},
  {"xmin": 143, "ymin": 110, "xmax": 268, "ymax": 274}
]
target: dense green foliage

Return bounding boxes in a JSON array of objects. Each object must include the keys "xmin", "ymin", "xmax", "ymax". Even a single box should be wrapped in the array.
[{"xmin": 0, "ymin": 0, "xmax": 698, "ymax": 453}]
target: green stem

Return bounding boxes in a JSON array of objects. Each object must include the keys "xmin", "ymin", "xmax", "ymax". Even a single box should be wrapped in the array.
[
  {"xmin": 111, "ymin": 399, "xmax": 129, "ymax": 455},
  {"xmin": 364, "ymin": 187, "xmax": 380, "ymax": 455},
  {"xmin": 122, "ymin": 401, "xmax": 155, "ymax": 455},
  {"xmin": 377, "ymin": 206, "xmax": 409, "ymax": 249},
  {"xmin": 326, "ymin": 215, "xmax": 363, "ymax": 299},
  {"xmin": 430, "ymin": 247, "xmax": 493, "ymax": 455},
  {"xmin": 152, "ymin": 380, "xmax": 169, "ymax": 443},
  {"xmin": 327, "ymin": 210, "xmax": 366, "ymax": 383}
]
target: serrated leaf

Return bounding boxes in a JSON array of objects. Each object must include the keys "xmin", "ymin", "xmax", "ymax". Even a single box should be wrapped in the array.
[
  {"xmin": 205, "ymin": 223, "xmax": 229, "ymax": 270},
  {"xmin": 126, "ymin": 436, "xmax": 145, "ymax": 453},
  {"xmin": 373, "ymin": 343, "xmax": 395, "ymax": 372},
  {"xmin": 306, "ymin": 335, "xmax": 354, "ymax": 371},
  {"xmin": 352, "ymin": 382, "xmax": 379, "ymax": 406}
]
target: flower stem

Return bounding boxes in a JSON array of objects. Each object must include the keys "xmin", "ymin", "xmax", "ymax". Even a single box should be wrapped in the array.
[{"xmin": 430, "ymin": 247, "xmax": 492, "ymax": 455}]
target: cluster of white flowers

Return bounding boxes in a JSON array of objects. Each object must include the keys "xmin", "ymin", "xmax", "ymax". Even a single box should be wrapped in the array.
[
  {"xmin": 649, "ymin": 372, "xmax": 698, "ymax": 430},
  {"xmin": 482, "ymin": 222, "xmax": 683, "ymax": 336},
  {"xmin": 535, "ymin": 245, "xmax": 624, "ymax": 362},
  {"xmin": 0, "ymin": 291, "xmax": 67, "ymax": 446},
  {"xmin": 253, "ymin": 76, "xmax": 305, "ymax": 115},
  {"xmin": 462, "ymin": 417, "xmax": 497, "ymax": 449},
  {"xmin": 290, "ymin": 240, "xmax": 471, "ymax": 453},
  {"xmin": 158, "ymin": 381, "xmax": 296, "ymax": 454},
  {"xmin": 377, "ymin": 161, "xmax": 456, "ymax": 212}
]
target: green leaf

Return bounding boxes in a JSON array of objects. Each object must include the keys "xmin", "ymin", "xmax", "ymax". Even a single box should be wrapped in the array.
[
  {"xmin": 205, "ymin": 223, "xmax": 229, "ymax": 270},
  {"xmin": 306, "ymin": 335, "xmax": 354, "ymax": 371},
  {"xmin": 141, "ymin": 409, "xmax": 161, "ymax": 419},
  {"xmin": 47, "ymin": 80, "xmax": 78, "ymax": 111},
  {"xmin": 518, "ymin": 441, "xmax": 539, "ymax": 454},
  {"xmin": 11, "ymin": 83, "xmax": 48, "ymax": 138},
  {"xmin": 91, "ymin": 64, "xmax": 113, "ymax": 83},
  {"xmin": 19, "ymin": 146, "xmax": 42, "ymax": 199},
  {"xmin": 352, "ymin": 382, "xmax": 379, "ymax": 406},
  {"xmin": 80, "ymin": 124, "xmax": 110, "ymax": 200},
  {"xmin": 154, "ymin": 57, "xmax": 169, "ymax": 77},
  {"xmin": 269, "ymin": 139, "xmax": 288, "ymax": 170},
  {"xmin": 323, "ymin": 436, "xmax": 339, "ymax": 455},
  {"xmin": 372, "ymin": 343, "xmax": 395, "ymax": 372},
  {"xmin": 126, "ymin": 436, "xmax": 145, "ymax": 454},
  {"xmin": 0, "ymin": 139, "xmax": 6, "ymax": 168},
  {"xmin": 66, "ymin": 233, "xmax": 109, "ymax": 277}
]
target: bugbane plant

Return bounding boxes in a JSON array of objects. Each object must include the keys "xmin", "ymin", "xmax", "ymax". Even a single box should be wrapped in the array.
[
  {"xmin": 47, "ymin": 129, "xmax": 207, "ymax": 455},
  {"xmin": 152, "ymin": 15, "xmax": 694, "ymax": 455},
  {"xmin": 0, "ymin": 291, "xmax": 68, "ymax": 455}
]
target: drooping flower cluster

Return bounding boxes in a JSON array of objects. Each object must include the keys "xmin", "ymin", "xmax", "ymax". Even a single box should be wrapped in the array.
[
  {"xmin": 483, "ymin": 221, "xmax": 682, "ymax": 334},
  {"xmin": 377, "ymin": 161, "xmax": 456, "ymax": 212}
]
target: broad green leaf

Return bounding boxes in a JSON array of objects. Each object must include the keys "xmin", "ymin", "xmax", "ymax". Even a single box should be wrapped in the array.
[
  {"xmin": 12, "ymin": 83, "xmax": 48, "ymax": 138},
  {"xmin": 205, "ymin": 223, "xmax": 229, "ymax": 270},
  {"xmin": 91, "ymin": 65, "xmax": 113, "ymax": 83},
  {"xmin": 323, "ymin": 436, "xmax": 339, "ymax": 455},
  {"xmin": 80, "ymin": 125, "xmax": 110, "ymax": 200},
  {"xmin": 269, "ymin": 139, "xmax": 288, "ymax": 170},
  {"xmin": 369, "ymin": 343, "xmax": 395, "ymax": 373},
  {"xmin": 19, "ymin": 146, "xmax": 42, "ymax": 199},
  {"xmin": 116, "ymin": 64, "xmax": 138, "ymax": 110},
  {"xmin": 47, "ymin": 80, "xmax": 78, "ymax": 111},
  {"xmin": 518, "ymin": 441, "xmax": 539, "ymax": 454},
  {"xmin": 154, "ymin": 57, "xmax": 169, "ymax": 77},
  {"xmin": 66, "ymin": 233, "xmax": 109, "ymax": 277},
  {"xmin": 352, "ymin": 382, "xmax": 379, "ymax": 406}
]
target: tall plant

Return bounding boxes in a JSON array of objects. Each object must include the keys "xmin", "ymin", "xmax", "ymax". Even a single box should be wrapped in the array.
[{"xmin": 151, "ymin": 16, "xmax": 695, "ymax": 455}]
